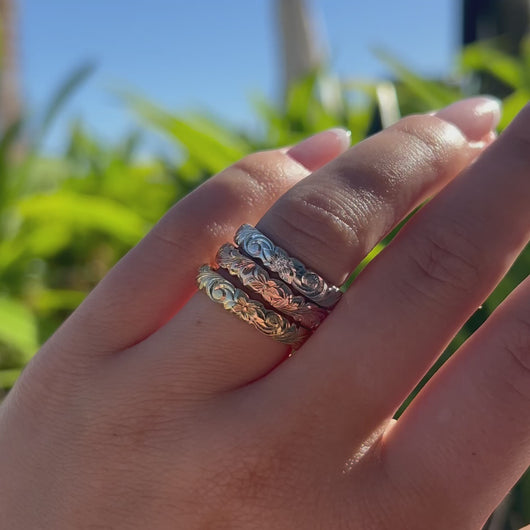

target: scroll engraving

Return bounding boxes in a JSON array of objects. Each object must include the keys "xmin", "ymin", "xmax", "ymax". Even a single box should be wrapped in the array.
[
  {"xmin": 216, "ymin": 243, "xmax": 327, "ymax": 329},
  {"xmin": 235, "ymin": 224, "xmax": 342, "ymax": 308},
  {"xmin": 197, "ymin": 266, "xmax": 309, "ymax": 348}
]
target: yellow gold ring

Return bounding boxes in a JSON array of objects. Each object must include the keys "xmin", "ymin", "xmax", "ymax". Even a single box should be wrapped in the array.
[{"xmin": 197, "ymin": 265, "xmax": 310, "ymax": 349}]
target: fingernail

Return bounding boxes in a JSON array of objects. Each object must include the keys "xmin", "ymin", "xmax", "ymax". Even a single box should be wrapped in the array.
[
  {"xmin": 287, "ymin": 128, "xmax": 351, "ymax": 171},
  {"xmin": 435, "ymin": 96, "xmax": 502, "ymax": 142}
]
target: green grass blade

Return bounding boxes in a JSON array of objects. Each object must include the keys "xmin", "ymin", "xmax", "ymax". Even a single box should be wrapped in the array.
[
  {"xmin": 461, "ymin": 43, "xmax": 522, "ymax": 89},
  {"xmin": 37, "ymin": 62, "xmax": 96, "ymax": 143},
  {"xmin": 0, "ymin": 368, "xmax": 22, "ymax": 389},
  {"xmin": 124, "ymin": 92, "xmax": 247, "ymax": 174},
  {"xmin": 375, "ymin": 48, "xmax": 459, "ymax": 108},
  {"xmin": 34, "ymin": 289, "xmax": 86, "ymax": 313},
  {"xmin": 285, "ymin": 71, "xmax": 319, "ymax": 124},
  {"xmin": 498, "ymin": 90, "xmax": 530, "ymax": 130},
  {"xmin": 17, "ymin": 191, "xmax": 148, "ymax": 246}
]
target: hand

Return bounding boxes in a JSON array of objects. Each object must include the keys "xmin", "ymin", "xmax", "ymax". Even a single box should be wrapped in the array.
[{"xmin": 1, "ymin": 97, "xmax": 528, "ymax": 530}]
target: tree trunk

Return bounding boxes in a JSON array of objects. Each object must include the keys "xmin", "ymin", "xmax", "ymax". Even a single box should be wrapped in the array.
[
  {"xmin": 275, "ymin": 0, "xmax": 323, "ymax": 96},
  {"xmin": 0, "ymin": 0, "xmax": 21, "ymax": 133}
]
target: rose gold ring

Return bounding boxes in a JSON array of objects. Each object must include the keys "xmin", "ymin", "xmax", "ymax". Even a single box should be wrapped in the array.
[
  {"xmin": 216, "ymin": 243, "xmax": 328, "ymax": 330},
  {"xmin": 197, "ymin": 224, "xmax": 342, "ymax": 349}
]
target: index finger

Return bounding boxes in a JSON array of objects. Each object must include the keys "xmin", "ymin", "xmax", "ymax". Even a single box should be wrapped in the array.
[{"xmin": 46, "ymin": 129, "xmax": 351, "ymax": 355}]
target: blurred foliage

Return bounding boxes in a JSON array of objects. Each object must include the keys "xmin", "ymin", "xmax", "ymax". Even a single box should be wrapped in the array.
[{"xmin": 0, "ymin": 38, "xmax": 528, "ymax": 527}]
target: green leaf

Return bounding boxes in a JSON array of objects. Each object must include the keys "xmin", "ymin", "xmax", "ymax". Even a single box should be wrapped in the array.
[
  {"xmin": 0, "ymin": 368, "xmax": 22, "ymax": 389},
  {"xmin": 0, "ymin": 116, "xmax": 24, "ymax": 164},
  {"xmin": 498, "ymin": 90, "xmax": 530, "ymax": 130},
  {"xmin": 285, "ymin": 72, "xmax": 320, "ymax": 124},
  {"xmin": 346, "ymin": 103, "xmax": 376, "ymax": 144},
  {"xmin": 0, "ymin": 297, "xmax": 39, "ymax": 362},
  {"xmin": 17, "ymin": 191, "xmax": 148, "ymax": 245},
  {"xmin": 284, "ymin": 71, "xmax": 343, "ymax": 134},
  {"xmin": 37, "ymin": 62, "xmax": 96, "ymax": 143},
  {"xmin": 461, "ymin": 43, "xmax": 522, "ymax": 89},
  {"xmin": 0, "ymin": 118, "xmax": 25, "ymax": 215},
  {"xmin": 186, "ymin": 112, "xmax": 251, "ymax": 152},
  {"xmin": 520, "ymin": 36, "xmax": 530, "ymax": 88},
  {"xmin": 123, "ymin": 92, "xmax": 247, "ymax": 174},
  {"xmin": 343, "ymin": 242, "xmax": 386, "ymax": 290},
  {"xmin": 250, "ymin": 92, "xmax": 287, "ymax": 146},
  {"xmin": 34, "ymin": 289, "xmax": 86, "ymax": 313},
  {"xmin": 117, "ymin": 130, "xmax": 142, "ymax": 163},
  {"xmin": 375, "ymin": 48, "xmax": 459, "ymax": 108},
  {"xmin": 0, "ymin": 222, "xmax": 71, "ymax": 271}
]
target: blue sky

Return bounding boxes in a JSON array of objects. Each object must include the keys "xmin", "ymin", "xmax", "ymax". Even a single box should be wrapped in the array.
[{"xmin": 18, "ymin": 0, "xmax": 457, "ymax": 153}]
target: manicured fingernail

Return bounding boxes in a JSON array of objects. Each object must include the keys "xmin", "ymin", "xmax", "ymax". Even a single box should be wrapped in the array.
[
  {"xmin": 435, "ymin": 96, "xmax": 502, "ymax": 142},
  {"xmin": 287, "ymin": 128, "xmax": 351, "ymax": 171}
]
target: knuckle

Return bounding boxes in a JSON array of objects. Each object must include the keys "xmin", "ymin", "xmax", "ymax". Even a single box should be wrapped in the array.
[
  {"xmin": 231, "ymin": 150, "xmax": 292, "ymax": 196},
  {"xmin": 234, "ymin": 150, "xmax": 274, "ymax": 171},
  {"xmin": 391, "ymin": 114, "xmax": 464, "ymax": 171},
  {"xmin": 206, "ymin": 167, "xmax": 263, "ymax": 207},
  {"xmin": 176, "ymin": 149, "xmax": 291, "ymax": 226},
  {"xmin": 404, "ymin": 215, "xmax": 484, "ymax": 305},
  {"xmin": 263, "ymin": 183, "xmax": 367, "ymax": 274},
  {"xmin": 230, "ymin": 152, "xmax": 270, "ymax": 186}
]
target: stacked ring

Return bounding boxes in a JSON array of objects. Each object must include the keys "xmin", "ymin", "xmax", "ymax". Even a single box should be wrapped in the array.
[
  {"xmin": 234, "ymin": 224, "xmax": 342, "ymax": 308},
  {"xmin": 197, "ymin": 266, "xmax": 310, "ymax": 349},
  {"xmin": 216, "ymin": 243, "xmax": 328, "ymax": 330},
  {"xmin": 197, "ymin": 224, "xmax": 342, "ymax": 348}
]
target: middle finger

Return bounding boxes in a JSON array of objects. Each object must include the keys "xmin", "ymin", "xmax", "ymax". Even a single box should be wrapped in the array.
[{"xmin": 262, "ymin": 101, "xmax": 530, "ymax": 456}]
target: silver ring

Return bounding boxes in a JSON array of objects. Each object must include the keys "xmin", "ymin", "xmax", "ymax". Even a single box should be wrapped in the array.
[{"xmin": 234, "ymin": 224, "xmax": 342, "ymax": 308}]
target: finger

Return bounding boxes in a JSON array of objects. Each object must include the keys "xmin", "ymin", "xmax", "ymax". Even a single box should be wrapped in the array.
[
  {"xmin": 48, "ymin": 129, "xmax": 351, "ymax": 355},
  {"xmin": 137, "ymin": 97, "xmax": 499, "ymax": 392},
  {"xmin": 261, "ymin": 101, "xmax": 528, "ymax": 453},
  {"xmin": 379, "ymin": 277, "xmax": 530, "ymax": 529},
  {"xmin": 261, "ymin": 97, "xmax": 499, "ymax": 286}
]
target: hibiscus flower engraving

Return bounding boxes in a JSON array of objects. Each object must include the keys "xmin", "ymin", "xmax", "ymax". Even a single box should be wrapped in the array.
[
  {"xmin": 232, "ymin": 294, "xmax": 258, "ymax": 321},
  {"xmin": 268, "ymin": 252, "xmax": 295, "ymax": 281}
]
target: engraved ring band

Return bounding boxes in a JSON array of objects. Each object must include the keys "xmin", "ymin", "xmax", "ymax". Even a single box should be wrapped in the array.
[{"xmin": 197, "ymin": 224, "xmax": 342, "ymax": 349}]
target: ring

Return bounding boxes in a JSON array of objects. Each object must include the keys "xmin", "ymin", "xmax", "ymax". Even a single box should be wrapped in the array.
[
  {"xmin": 197, "ymin": 265, "xmax": 310, "ymax": 348},
  {"xmin": 197, "ymin": 223, "xmax": 342, "ymax": 348},
  {"xmin": 216, "ymin": 243, "xmax": 328, "ymax": 330},
  {"xmin": 234, "ymin": 224, "xmax": 342, "ymax": 308}
]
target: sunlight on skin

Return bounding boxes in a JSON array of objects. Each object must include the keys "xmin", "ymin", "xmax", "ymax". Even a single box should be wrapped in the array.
[{"xmin": 1, "ymin": 97, "xmax": 527, "ymax": 529}]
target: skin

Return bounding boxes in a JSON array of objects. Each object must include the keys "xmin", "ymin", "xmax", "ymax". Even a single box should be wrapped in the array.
[{"xmin": 0, "ymin": 96, "xmax": 528, "ymax": 529}]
